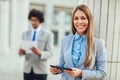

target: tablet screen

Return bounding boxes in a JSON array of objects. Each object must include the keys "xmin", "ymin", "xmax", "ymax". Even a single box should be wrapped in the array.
[{"xmin": 50, "ymin": 65, "xmax": 72, "ymax": 71}]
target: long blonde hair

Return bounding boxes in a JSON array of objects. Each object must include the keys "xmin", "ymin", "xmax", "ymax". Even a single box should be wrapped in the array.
[{"xmin": 71, "ymin": 4, "xmax": 94, "ymax": 68}]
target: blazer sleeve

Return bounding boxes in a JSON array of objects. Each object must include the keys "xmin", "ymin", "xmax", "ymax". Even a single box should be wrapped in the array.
[
  {"xmin": 40, "ymin": 32, "xmax": 54, "ymax": 60},
  {"xmin": 81, "ymin": 40, "xmax": 107, "ymax": 80}
]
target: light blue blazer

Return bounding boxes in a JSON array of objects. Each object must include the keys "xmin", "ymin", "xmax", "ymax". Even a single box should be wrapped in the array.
[{"xmin": 59, "ymin": 35, "xmax": 107, "ymax": 80}]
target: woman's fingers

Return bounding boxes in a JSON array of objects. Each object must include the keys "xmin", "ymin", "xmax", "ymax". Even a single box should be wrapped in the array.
[
  {"xmin": 50, "ymin": 68, "xmax": 60, "ymax": 74},
  {"xmin": 64, "ymin": 68, "xmax": 82, "ymax": 78}
]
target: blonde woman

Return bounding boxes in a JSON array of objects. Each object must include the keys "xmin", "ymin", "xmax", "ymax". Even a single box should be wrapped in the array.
[{"xmin": 50, "ymin": 4, "xmax": 107, "ymax": 80}]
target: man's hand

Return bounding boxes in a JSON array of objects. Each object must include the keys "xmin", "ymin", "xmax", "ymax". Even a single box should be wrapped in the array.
[
  {"xmin": 19, "ymin": 48, "xmax": 25, "ymax": 55},
  {"xmin": 31, "ymin": 46, "xmax": 41, "ymax": 56},
  {"xmin": 65, "ymin": 68, "xmax": 82, "ymax": 78}
]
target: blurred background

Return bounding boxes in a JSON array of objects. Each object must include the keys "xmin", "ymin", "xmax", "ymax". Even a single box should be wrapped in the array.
[{"xmin": 0, "ymin": 0, "xmax": 120, "ymax": 80}]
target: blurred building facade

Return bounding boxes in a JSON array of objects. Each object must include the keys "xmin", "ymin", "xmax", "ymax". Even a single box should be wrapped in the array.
[{"xmin": 0, "ymin": 0, "xmax": 120, "ymax": 80}]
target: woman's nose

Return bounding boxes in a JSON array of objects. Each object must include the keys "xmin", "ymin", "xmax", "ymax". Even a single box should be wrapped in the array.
[{"xmin": 78, "ymin": 19, "xmax": 82, "ymax": 23}]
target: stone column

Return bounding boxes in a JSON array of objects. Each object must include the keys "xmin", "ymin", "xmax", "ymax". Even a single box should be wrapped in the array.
[
  {"xmin": 10, "ymin": 1, "xmax": 30, "ymax": 80},
  {"xmin": 44, "ymin": 3, "xmax": 54, "ymax": 29},
  {"xmin": 10, "ymin": 0, "xmax": 30, "ymax": 50},
  {"xmin": 0, "ymin": 0, "xmax": 10, "ymax": 55}
]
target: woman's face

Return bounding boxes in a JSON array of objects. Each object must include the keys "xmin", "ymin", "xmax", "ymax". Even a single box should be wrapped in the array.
[{"xmin": 73, "ymin": 10, "xmax": 88, "ymax": 35}]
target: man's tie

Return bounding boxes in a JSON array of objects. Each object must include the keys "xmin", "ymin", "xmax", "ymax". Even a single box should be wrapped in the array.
[{"xmin": 32, "ymin": 31, "xmax": 36, "ymax": 41}]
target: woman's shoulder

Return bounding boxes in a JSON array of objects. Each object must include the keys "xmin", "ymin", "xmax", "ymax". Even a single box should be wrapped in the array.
[
  {"xmin": 94, "ymin": 37, "xmax": 105, "ymax": 44},
  {"xmin": 62, "ymin": 35, "xmax": 73, "ymax": 42},
  {"xmin": 60, "ymin": 35, "xmax": 74, "ymax": 45},
  {"xmin": 93, "ymin": 37, "xmax": 106, "ymax": 50}
]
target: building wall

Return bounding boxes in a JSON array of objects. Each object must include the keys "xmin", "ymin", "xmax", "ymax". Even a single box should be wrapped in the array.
[
  {"xmin": 0, "ymin": 0, "xmax": 30, "ymax": 80},
  {"xmin": 79, "ymin": 0, "xmax": 120, "ymax": 80}
]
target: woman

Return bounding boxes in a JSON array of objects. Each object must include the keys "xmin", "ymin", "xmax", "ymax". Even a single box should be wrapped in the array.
[{"xmin": 50, "ymin": 4, "xmax": 107, "ymax": 80}]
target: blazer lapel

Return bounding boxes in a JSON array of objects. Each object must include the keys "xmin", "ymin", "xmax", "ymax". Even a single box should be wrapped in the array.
[
  {"xmin": 66, "ymin": 36, "xmax": 74, "ymax": 67},
  {"xmin": 27, "ymin": 30, "xmax": 32, "ymax": 41},
  {"xmin": 36, "ymin": 28, "xmax": 44, "ymax": 40},
  {"xmin": 76, "ymin": 47, "xmax": 86, "ymax": 68}
]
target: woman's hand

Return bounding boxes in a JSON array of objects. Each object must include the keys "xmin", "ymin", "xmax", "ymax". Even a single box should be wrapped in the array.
[
  {"xmin": 65, "ymin": 68, "xmax": 82, "ymax": 78},
  {"xmin": 50, "ymin": 67, "xmax": 61, "ymax": 75}
]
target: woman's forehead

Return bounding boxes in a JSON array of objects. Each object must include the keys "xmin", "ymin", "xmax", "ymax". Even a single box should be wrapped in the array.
[{"xmin": 74, "ymin": 10, "xmax": 86, "ymax": 17}]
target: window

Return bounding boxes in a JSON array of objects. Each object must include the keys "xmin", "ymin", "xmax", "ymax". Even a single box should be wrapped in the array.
[
  {"xmin": 52, "ymin": 30, "xmax": 58, "ymax": 45},
  {"xmin": 53, "ymin": 6, "xmax": 72, "ymax": 26},
  {"xmin": 65, "ymin": 31, "xmax": 71, "ymax": 36}
]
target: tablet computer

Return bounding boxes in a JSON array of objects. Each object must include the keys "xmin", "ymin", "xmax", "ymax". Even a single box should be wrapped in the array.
[{"xmin": 50, "ymin": 65, "xmax": 72, "ymax": 71}]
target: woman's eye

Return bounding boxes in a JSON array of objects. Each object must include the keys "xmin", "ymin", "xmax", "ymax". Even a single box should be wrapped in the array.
[
  {"xmin": 81, "ymin": 17, "xmax": 87, "ymax": 20},
  {"xmin": 74, "ymin": 17, "xmax": 78, "ymax": 20}
]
